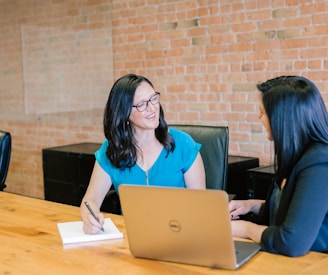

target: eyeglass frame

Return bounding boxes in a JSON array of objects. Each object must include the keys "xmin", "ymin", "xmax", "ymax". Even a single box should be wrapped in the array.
[{"xmin": 132, "ymin": 92, "xmax": 161, "ymax": 112}]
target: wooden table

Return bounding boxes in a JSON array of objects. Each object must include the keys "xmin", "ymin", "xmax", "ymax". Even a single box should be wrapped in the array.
[{"xmin": 1, "ymin": 192, "xmax": 327, "ymax": 274}]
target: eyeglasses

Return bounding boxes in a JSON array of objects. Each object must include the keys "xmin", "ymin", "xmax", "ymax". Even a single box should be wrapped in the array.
[{"xmin": 132, "ymin": 92, "xmax": 160, "ymax": 112}]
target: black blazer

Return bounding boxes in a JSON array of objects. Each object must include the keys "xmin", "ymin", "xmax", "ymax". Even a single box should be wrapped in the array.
[{"xmin": 260, "ymin": 143, "xmax": 328, "ymax": 256}]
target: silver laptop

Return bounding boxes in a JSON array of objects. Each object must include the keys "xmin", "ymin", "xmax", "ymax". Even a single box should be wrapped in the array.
[{"xmin": 118, "ymin": 185, "xmax": 261, "ymax": 270}]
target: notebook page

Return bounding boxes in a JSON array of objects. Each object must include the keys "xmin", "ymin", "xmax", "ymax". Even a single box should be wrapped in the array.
[{"xmin": 57, "ymin": 218, "xmax": 123, "ymax": 244}]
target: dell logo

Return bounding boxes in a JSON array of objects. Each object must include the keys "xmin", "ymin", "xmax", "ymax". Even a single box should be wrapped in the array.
[{"xmin": 169, "ymin": 220, "xmax": 181, "ymax": 232}]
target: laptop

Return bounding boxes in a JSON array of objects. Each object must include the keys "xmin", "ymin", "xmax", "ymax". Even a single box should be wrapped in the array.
[{"xmin": 118, "ymin": 185, "xmax": 261, "ymax": 270}]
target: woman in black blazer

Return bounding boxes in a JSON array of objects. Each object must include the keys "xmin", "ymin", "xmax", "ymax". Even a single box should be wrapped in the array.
[{"xmin": 229, "ymin": 76, "xmax": 328, "ymax": 256}]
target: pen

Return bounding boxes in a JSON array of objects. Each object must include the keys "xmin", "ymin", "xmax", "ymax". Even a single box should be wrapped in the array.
[{"xmin": 84, "ymin": 201, "xmax": 104, "ymax": 232}]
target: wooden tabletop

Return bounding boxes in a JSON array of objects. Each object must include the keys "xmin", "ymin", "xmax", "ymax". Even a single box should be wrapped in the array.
[{"xmin": 1, "ymin": 191, "xmax": 327, "ymax": 274}]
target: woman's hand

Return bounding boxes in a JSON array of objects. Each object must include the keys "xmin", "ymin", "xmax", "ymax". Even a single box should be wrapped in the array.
[
  {"xmin": 231, "ymin": 220, "xmax": 267, "ymax": 242},
  {"xmin": 231, "ymin": 220, "xmax": 250, "ymax": 239},
  {"xmin": 82, "ymin": 210, "xmax": 105, "ymax": 234},
  {"xmin": 229, "ymin": 199, "xmax": 264, "ymax": 220}
]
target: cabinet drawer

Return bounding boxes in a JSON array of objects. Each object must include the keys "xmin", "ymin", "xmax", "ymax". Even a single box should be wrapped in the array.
[
  {"xmin": 44, "ymin": 179, "xmax": 78, "ymax": 206},
  {"xmin": 43, "ymin": 151, "xmax": 79, "ymax": 182}
]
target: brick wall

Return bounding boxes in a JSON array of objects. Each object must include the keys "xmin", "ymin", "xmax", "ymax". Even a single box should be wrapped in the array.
[{"xmin": 1, "ymin": 0, "xmax": 327, "ymax": 198}]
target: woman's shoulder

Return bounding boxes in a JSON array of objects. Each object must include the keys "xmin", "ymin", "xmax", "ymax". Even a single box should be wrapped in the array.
[
  {"xmin": 97, "ymin": 139, "xmax": 108, "ymax": 152},
  {"xmin": 169, "ymin": 127, "xmax": 193, "ymax": 141},
  {"xmin": 305, "ymin": 142, "xmax": 328, "ymax": 156},
  {"xmin": 297, "ymin": 142, "xmax": 328, "ymax": 169},
  {"xmin": 168, "ymin": 127, "xmax": 201, "ymax": 153},
  {"xmin": 95, "ymin": 140, "xmax": 109, "ymax": 161}
]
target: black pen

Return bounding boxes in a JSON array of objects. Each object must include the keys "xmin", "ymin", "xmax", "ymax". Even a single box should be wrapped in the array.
[{"xmin": 84, "ymin": 201, "xmax": 104, "ymax": 232}]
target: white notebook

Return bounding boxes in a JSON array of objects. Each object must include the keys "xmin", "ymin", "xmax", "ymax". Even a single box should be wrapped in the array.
[{"xmin": 57, "ymin": 218, "xmax": 123, "ymax": 244}]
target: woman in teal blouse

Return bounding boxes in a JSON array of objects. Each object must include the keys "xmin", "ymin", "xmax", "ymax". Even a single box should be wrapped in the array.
[{"xmin": 81, "ymin": 74, "xmax": 206, "ymax": 234}]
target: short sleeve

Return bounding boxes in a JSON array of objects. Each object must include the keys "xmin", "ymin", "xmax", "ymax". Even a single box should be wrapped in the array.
[
  {"xmin": 169, "ymin": 128, "xmax": 201, "ymax": 173},
  {"xmin": 94, "ymin": 140, "xmax": 111, "ymax": 172}
]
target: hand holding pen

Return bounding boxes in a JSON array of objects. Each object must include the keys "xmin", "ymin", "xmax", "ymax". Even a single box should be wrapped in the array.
[{"xmin": 84, "ymin": 201, "xmax": 105, "ymax": 232}]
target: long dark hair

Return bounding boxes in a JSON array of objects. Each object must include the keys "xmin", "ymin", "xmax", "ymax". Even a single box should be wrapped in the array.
[
  {"xmin": 257, "ymin": 75, "xmax": 328, "ymax": 184},
  {"xmin": 103, "ymin": 73, "xmax": 175, "ymax": 169}
]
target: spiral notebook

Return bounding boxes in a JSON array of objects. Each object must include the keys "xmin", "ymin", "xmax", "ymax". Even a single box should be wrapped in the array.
[{"xmin": 57, "ymin": 218, "xmax": 123, "ymax": 244}]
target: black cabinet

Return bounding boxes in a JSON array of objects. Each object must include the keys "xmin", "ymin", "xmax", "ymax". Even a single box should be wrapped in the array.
[
  {"xmin": 43, "ymin": 143, "xmax": 99, "ymax": 207},
  {"xmin": 227, "ymin": 155, "xmax": 259, "ymax": 199},
  {"xmin": 247, "ymin": 165, "xmax": 275, "ymax": 199},
  {"xmin": 43, "ymin": 142, "xmax": 121, "ymax": 214}
]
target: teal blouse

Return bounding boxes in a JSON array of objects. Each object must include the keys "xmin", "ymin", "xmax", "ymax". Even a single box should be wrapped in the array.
[{"xmin": 95, "ymin": 128, "xmax": 201, "ymax": 194}]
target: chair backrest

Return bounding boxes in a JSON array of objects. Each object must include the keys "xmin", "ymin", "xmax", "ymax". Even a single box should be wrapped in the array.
[
  {"xmin": 170, "ymin": 125, "xmax": 229, "ymax": 190},
  {"xmin": 0, "ymin": 131, "xmax": 11, "ymax": 190}
]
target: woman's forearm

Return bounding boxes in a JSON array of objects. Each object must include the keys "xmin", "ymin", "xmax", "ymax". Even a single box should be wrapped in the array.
[{"xmin": 245, "ymin": 221, "xmax": 267, "ymax": 242}]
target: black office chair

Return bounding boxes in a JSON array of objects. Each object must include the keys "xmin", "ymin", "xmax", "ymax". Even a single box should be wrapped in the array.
[
  {"xmin": 170, "ymin": 125, "xmax": 229, "ymax": 190},
  {"xmin": 0, "ymin": 131, "xmax": 11, "ymax": 191}
]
